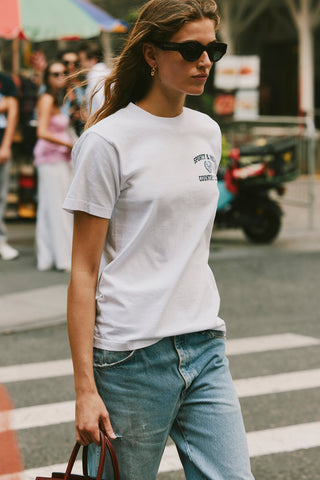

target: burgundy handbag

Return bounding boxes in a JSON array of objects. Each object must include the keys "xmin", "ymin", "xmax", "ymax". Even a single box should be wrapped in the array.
[{"xmin": 35, "ymin": 431, "xmax": 120, "ymax": 480}]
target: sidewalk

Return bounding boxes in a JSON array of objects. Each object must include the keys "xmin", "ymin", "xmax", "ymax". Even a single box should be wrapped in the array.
[
  {"xmin": 0, "ymin": 178, "xmax": 319, "ymax": 334},
  {"xmin": 0, "ymin": 223, "xmax": 70, "ymax": 333}
]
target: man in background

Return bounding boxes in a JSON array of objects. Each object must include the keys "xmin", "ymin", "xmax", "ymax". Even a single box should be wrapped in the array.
[
  {"xmin": 0, "ymin": 63, "xmax": 19, "ymax": 260},
  {"xmin": 79, "ymin": 42, "xmax": 110, "ymax": 115}
]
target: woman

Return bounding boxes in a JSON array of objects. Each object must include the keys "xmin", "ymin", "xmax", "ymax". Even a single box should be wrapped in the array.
[
  {"xmin": 60, "ymin": 49, "xmax": 86, "ymax": 136},
  {"xmin": 34, "ymin": 60, "xmax": 74, "ymax": 271},
  {"xmin": 0, "ymin": 76, "xmax": 19, "ymax": 261},
  {"xmin": 63, "ymin": 1, "xmax": 255, "ymax": 478}
]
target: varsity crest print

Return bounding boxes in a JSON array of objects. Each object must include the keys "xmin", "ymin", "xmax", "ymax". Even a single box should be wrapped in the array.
[{"xmin": 193, "ymin": 153, "xmax": 218, "ymax": 182}]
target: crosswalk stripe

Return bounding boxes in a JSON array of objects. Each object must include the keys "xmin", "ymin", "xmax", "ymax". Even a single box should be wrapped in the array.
[
  {"xmin": 225, "ymin": 333, "xmax": 320, "ymax": 355},
  {"xmin": 0, "ymin": 402, "xmax": 74, "ymax": 433},
  {"xmin": 1, "ymin": 367, "xmax": 319, "ymax": 433},
  {"xmin": 0, "ymin": 360, "xmax": 73, "ymax": 384},
  {"xmin": 234, "ymin": 368, "xmax": 320, "ymax": 397},
  {"xmin": 1, "ymin": 333, "xmax": 319, "ymax": 384},
  {"xmin": 247, "ymin": 421, "xmax": 320, "ymax": 457},
  {"xmin": 3, "ymin": 421, "xmax": 320, "ymax": 480},
  {"xmin": 0, "ymin": 474, "xmax": 23, "ymax": 480}
]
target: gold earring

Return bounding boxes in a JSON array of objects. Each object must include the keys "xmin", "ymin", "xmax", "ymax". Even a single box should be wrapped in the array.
[{"xmin": 151, "ymin": 66, "xmax": 157, "ymax": 77}]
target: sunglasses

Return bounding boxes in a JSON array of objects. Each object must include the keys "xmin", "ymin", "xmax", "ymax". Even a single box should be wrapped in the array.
[
  {"xmin": 63, "ymin": 60, "xmax": 79, "ymax": 67},
  {"xmin": 49, "ymin": 71, "xmax": 67, "ymax": 77},
  {"xmin": 152, "ymin": 40, "xmax": 227, "ymax": 63}
]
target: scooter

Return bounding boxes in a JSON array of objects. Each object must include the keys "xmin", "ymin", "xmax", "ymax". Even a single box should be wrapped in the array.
[{"xmin": 215, "ymin": 137, "xmax": 299, "ymax": 243}]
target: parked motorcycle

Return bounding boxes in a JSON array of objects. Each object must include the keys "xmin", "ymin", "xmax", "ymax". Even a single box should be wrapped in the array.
[{"xmin": 215, "ymin": 137, "xmax": 299, "ymax": 243}]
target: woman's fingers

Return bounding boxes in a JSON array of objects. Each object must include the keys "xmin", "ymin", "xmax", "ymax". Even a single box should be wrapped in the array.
[
  {"xmin": 75, "ymin": 391, "xmax": 116, "ymax": 445},
  {"xmin": 100, "ymin": 412, "xmax": 117, "ymax": 440}
]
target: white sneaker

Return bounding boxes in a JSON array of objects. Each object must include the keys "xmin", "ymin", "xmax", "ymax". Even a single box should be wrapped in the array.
[{"xmin": 0, "ymin": 242, "xmax": 19, "ymax": 260}]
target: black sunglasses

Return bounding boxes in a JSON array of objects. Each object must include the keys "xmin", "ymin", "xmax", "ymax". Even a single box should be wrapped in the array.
[
  {"xmin": 152, "ymin": 40, "xmax": 227, "ymax": 63},
  {"xmin": 49, "ymin": 71, "xmax": 67, "ymax": 77},
  {"xmin": 63, "ymin": 60, "xmax": 80, "ymax": 67}
]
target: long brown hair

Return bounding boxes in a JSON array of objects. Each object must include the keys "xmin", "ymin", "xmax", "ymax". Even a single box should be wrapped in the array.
[
  {"xmin": 86, "ymin": 0, "xmax": 220, "ymax": 128},
  {"xmin": 43, "ymin": 60, "xmax": 66, "ymax": 107}
]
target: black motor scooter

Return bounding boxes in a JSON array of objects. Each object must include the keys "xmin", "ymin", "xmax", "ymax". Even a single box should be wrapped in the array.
[{"xmin": 215, "ymin": 137, "xmax": 299, "ymax": 243}]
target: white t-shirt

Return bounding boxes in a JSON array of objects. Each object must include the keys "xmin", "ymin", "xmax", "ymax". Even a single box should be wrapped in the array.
[{"xmin": 63, "ymin": 102, "xmax": 225, "ymax": 351}]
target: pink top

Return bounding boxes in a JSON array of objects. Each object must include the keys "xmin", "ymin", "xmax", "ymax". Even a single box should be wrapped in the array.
[{"xmin": 33, "ymin": 113, "xmax": 72, "ymax": 166}]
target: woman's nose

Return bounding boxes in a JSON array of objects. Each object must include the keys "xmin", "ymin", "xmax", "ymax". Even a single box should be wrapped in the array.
[{"xmin": 198, "ymin": 51, "xmax": 212, "ymax": 68}]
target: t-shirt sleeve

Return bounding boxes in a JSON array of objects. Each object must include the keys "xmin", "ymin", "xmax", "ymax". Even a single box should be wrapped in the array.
[{"xmin": 63, "ymin": 131, "xmax": 120, "ymax": 218}]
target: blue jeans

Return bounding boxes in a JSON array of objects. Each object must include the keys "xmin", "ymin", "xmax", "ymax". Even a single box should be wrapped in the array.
[{"xmin": 88, "ymin": 331, "xmax": 254, "ymax": 480}]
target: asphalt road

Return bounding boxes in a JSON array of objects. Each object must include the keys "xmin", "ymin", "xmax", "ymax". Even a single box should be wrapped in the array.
[{"xmin": 1, "ymin": 219, "xmax": 320, "ymax": 479}]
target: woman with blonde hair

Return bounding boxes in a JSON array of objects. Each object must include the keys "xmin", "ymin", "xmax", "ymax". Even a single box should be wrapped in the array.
[{"xmin": 63, "ymin": 0, "xmax": 254, "ymax": 478}]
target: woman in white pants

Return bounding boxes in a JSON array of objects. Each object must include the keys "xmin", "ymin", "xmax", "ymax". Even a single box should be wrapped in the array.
[{"xmin": 34, "ymin": 60, "xmax": 74, "ymax": 271}]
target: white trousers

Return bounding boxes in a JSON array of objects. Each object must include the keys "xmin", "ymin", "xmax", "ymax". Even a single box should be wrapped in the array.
[
  {"xmin": 36, "ymin": 162, "xmax": 73, "ymax": 270},
  {"xmin": 0, "ymin": 159, "xmax": 10, "ymax": 243}
]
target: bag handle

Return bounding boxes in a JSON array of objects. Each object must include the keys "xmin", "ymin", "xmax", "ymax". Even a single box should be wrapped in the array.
[{"xmin": 64, "ymin": 430, "xmax": 120, "ymax": 480}]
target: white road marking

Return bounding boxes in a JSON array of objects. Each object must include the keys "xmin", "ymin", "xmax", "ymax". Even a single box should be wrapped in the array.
[
  {"xmin": 1, "ymin": 367, "xmax": 320, "ymax": 433},
  {"xmin": 247, "ymin": 421, "xmax": 320, "ymax": 457},
  {"xmin": 226, "ymin": 333, "xmax": 320, "ymax": 356},
  {"xmin": 0, "ymin": 401, "xmax": 74, "ymax": 433},
  {"xmin": 0, "ymin": 359, "xmax": 73, "ymax": 384},
  {"xmin": 234, "ymin": 368, "xmax": 320, "ymax": 397},
  {"xmin": 4, "ymin": 422, "xmax": 320, "ymax": 479},
  {"xmin": 1, "ymin": 333, "xmax": 319, "ymax": 384}
]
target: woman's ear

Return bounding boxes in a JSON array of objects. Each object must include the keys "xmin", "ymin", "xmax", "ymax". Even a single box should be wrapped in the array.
[{"xmin": 142, "ymin": 43, "xmax": 157, "ymax": 68}]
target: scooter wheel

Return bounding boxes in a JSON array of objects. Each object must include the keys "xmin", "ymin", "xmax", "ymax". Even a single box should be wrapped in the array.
[{"xmin": 242, "ymin": 206, "xmax": 281, "ymax": 243}]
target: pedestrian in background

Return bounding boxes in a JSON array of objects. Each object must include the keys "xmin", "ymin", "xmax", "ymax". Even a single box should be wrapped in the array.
[
  {"xmin": 0, "ymin": 60, "xmax": 19, "ymax": 260},
  {"xmin": 64, "ymin": 0, "xmax": 254, "ymax": 479},
  {"xmin": 78, "ymin": 42, "xmax": 110, "ymax": 115},
  {"xmin": 33, "ymin": 60, "xmax": 74, "ymax": 271},
  {"xmin": 59, "ymin": 49, "xmax": 86, "ymax": 137}
]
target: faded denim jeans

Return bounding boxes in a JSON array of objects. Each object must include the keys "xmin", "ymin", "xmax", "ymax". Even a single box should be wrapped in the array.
[{"xmin": 88, "ymin": 331, "xmax": 254, "ymax": 480}]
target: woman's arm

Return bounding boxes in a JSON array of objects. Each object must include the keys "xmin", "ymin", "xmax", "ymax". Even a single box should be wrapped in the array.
[
  {"xmin": 36, "ymin": 94, "xmax": 73, "ymax": 149},
  {"xmin": 0, "ymin": 97, "xmax": 18, "ymax": 164},
  {"xmin": 67, "ymin": 211, "xmax": 116, "ymax": 445},
  {"xmin": 0, "ymin": 97, "xmax": 8, "ymax": 113}
]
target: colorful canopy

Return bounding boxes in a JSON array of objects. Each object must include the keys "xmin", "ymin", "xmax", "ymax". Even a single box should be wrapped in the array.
[
  {"xmin": 71, "ymin": 0, "xmax": 127, "ymax": 33},
  {"xmin": 0, "ymin": 0, "xmax": 127, "ymax": 41}
]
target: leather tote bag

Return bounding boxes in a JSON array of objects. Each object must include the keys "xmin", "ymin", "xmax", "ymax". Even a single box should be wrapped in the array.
[{"xmin": 35, "ymin": 431, "xmax": 120, "ymax": 480}]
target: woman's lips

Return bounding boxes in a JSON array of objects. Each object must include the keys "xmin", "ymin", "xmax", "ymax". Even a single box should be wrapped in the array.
[{"xmin": 192, "ymin": 74, "xmax": 208, "ymax": 81}]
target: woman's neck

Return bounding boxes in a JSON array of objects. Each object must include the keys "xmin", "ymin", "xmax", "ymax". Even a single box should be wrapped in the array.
[
  {"xmin": 50, "ymin": 86, "xmax": 61, "ymax": 95},
  {"xmin": 137, "ymin": 87, "xmax": 186, "ymax": 118}
]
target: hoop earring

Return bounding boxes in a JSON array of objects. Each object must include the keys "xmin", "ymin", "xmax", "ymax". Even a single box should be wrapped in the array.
[{"xmin": 150, "ymin": 65, "xmax": 157, "ymax": 77}]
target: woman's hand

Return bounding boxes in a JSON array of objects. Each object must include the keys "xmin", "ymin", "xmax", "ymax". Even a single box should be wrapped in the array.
[
  {"xmin": 75, "ymin": 390, "xmax": 116, "ymax": 445},
  {"xmin": 0, "ymin": 145, "xmax": 11, "ymax": 164}
]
